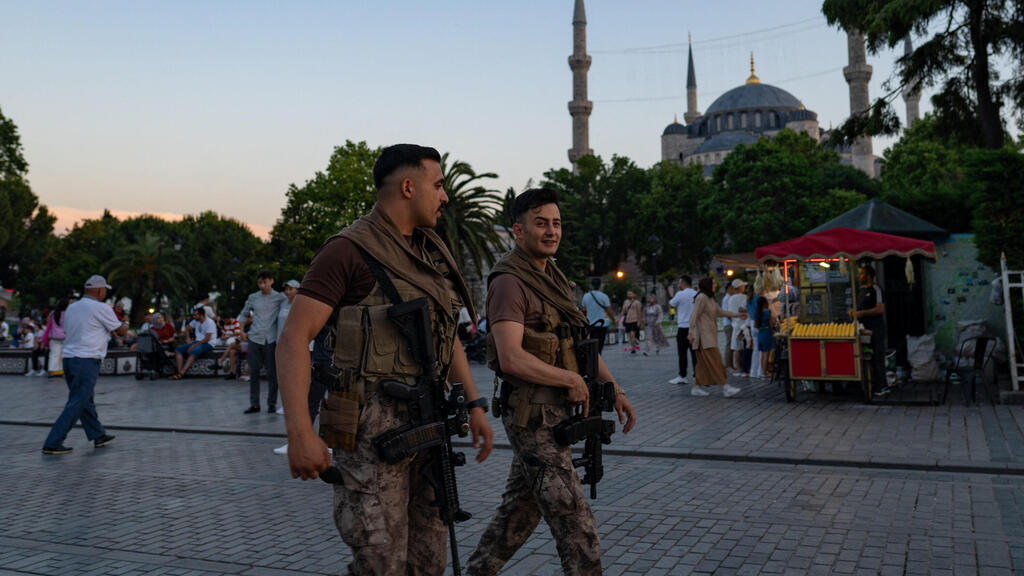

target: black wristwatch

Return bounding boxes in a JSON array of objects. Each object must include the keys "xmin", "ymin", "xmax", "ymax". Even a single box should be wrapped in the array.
[{"xmin": 466, "ymin": 397, "xmax": 489, "ymax": 413}]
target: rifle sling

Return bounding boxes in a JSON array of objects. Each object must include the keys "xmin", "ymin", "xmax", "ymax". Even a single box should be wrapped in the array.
[{"xmin": 357, "ymin": 246, "xmax": 404, "ymax": 306}]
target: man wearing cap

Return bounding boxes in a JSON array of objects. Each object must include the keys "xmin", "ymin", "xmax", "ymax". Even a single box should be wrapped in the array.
[
  {"xmin": 238, "ymin": 269, "xmax": 287, "ymax": 414},
  {"xmin": 726, "ymin": 279, "xmax": 749, "ymax": 374},
  {"xmin": 42, "ymin": 275, "xmax": 127, "ymax": 455}
]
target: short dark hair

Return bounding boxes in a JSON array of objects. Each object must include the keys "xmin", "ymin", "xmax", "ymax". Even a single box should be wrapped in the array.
[
  {"xmin": 680, "ymin": 275, "xmax": 692, "ymax": 286},
  {"xmin": 257, "ymin": 269, "xmax": 274, "ymax": 280},
  {"xmin": 860, "ymin": 264, "xmax": 876, "ymax": 278},
  {"xmin": 193, "ymin": 306, "xmax": 206, "ymax": 317},
  {"xmin": 512, "ymin": 188, "xmax": 559, "ymax": 223},
  {"xmin": 590, "ymin": 278, "xmax": 601, "ymax": 290},
  {"xmin": 373, "ymin": 144, "xmax": 442, "ymax": 190}
]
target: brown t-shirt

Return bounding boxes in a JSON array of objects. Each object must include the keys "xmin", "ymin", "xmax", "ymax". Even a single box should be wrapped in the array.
[
  {"xmin": 297, "ymin": 237, "xmax": 377, "ymax": 309},
  {"xmin": 486, "ymin": 272, "xmax": 550, "ymax": 333}
]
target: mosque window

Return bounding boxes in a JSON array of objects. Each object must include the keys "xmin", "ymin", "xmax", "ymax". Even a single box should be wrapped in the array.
[
  {"xmin": 716, "ymin": 116, "xmax": 721, "ymax": 132},
  {"xmin": 727, "ymin": 114, "xmax": 734, "ymax": 129},
  {"xmin": 741, "ymin": 112, "xmax": 747, "ymax": 128},
  {"xmin": 755, "ymin": 111, "xmax": 762, "ymax": 127},
  {"xmin": 768, "ymin": 113, "xmax": 776, "ymax": 128}
]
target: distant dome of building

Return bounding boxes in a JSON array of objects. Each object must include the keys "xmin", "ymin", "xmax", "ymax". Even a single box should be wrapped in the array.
[
  {"xmin": 787, "ymin": 108, "xmax": 818, "ymax": 122},
  {"xmin": 663, "ymin": 121, "xmax": 687, "ymax": 136},
  {"xmin": 705, "ymin": 83, "xmax": 803, "ymax": 114},
  {"xmin": 695, "ymin": 132, "xmax": 760, "ymax": 154}
]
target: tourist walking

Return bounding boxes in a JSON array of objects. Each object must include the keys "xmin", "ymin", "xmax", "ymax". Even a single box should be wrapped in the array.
[
  {"xmin": 580, "ymin": 278, "xmax": 614, "ymax": 353},
  {"xmin": 668, "ymin": 276, "xmax": 698, "ymax": 384},
  {"xmin": 42, "ymin": 275, "xmax": 126, "ymax": 455},
  {"xmin": 42, "ymin": 299, "xmax": 68, "ymax": 377},
  {"xmin": 642, "ymin": 292, "xmax": 669, "ymax": 355},
  {"xmin": 238, "ymin": 270, "xmax": 286, "ymax": 414},
  {"xmin": 688, "ymin": 277, "xmax": 747, "ymax": 397},
  {"xmin": 621, "ymin": 290, "xmax": 642, "ymax": 354}
]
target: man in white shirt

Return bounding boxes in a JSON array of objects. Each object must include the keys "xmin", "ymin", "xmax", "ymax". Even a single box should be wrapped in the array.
[
  {"xmin": 581, "ymin": 278, "xmax": 614, "ymax": 354},
  {"xmin": 43, "ymin": 275, "xmax": 127, "ymax": 455},
  {"xmin": 726, "ymin": 279, "xmax": 749, "ymax": 374},
  {"xmin": 171, "ymin": 306, "xmax": 217, "ymax": 379},
  {"xmin": 668, "ymin": 275, "xmax": 698, "ymax": 384}
]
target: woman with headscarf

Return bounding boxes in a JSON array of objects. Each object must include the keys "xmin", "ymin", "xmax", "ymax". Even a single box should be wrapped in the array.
[
  {"xmin": 687, "ymin": 277, "xmax": 747, "ymax": 397},
  {"xmin": 642, "ymin": 292, "xmax": 669, "ymax": 355}
]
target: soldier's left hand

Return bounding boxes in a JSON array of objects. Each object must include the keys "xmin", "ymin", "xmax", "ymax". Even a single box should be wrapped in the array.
[
  {"xmin": 469, "ymin": 408, "xmax": 494, "ymax": 462},
  {"xmin": 615, "ymin": 394, "xmax": 636, "ymax": 434}
]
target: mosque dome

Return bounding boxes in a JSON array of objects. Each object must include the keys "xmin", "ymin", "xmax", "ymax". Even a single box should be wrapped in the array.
[
  {"xmin": 705, "ymin": 83, "xmax": 803, "ymax": 115},
  {"xmin": 694, "ymin": 132, "xmax": 760, "ymax": 154},
  {"xmin": 663, "ymin": 121, "xmax": 687, "ymax": 136}
]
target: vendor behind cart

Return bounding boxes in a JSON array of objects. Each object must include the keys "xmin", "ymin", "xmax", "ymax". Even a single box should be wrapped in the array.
[{"xmin": 849, "ymin": 264, "xmax": 886, "ymax": 396}]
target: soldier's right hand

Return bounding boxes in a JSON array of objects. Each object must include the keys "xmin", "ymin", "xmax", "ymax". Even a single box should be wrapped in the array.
[
  {"xmin": 288, "ymin": 432, "xmax": 331, "ymax": 481},
  {"xmin": 567, "ymin": 372, "xmax": 590, "ymax": 415}
]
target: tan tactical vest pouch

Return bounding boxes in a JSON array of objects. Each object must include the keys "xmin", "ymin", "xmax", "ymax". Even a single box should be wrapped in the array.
[
  {"xmin": 320, "ymin": 274, "xmax": 459, "ymax": 450},
  {"xmin": 487, "ymin": 299, "xmax": 573, "ymax": 427}
]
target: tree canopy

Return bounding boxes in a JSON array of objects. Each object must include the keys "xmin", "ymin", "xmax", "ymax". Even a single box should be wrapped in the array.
[
  {"xmin": 0, "ymin": 107, "xmax": 55, "ymax": 289},
  {"xmin": 822, "ymin": 0, "xmax": 1024, "ymax": 149},
  {"xmin": 702, "ymin": 129, "xmax": 875, "ymax": 252},
  {"xmin": 435, "ymin": 153, "xmax": 507, "ymax": 278}
]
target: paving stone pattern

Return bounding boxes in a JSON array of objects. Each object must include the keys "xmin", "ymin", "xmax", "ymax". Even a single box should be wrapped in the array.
[{"xmin": 3, "ymin": 345, "xmax": 1024, "ymax": 574}]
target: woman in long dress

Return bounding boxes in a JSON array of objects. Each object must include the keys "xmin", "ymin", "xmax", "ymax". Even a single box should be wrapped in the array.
[
  {"xmin": 688, "ymin": 277, "xmax": 747, "ymax": 397},
  {"xmin": 642, "ymin": 293, "xmax": 669, "ymax": 355}
]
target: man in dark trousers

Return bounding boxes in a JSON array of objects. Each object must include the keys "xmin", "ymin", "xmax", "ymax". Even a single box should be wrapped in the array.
[
  {"xmin": 276, "ymin": 144, "xmax": 493, "ymax": 575},
  {"xmin": 850, "ymin": 264, "xmax": 887, "ymax": 396},
  {"xmin": 42, "ymin": 275, "xmax": 127, "ymax": 454}
]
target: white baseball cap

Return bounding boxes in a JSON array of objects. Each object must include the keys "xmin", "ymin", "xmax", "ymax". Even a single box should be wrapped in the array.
[
  {"xmin": 284, "ymin": 279, "xmax": 300, "ymax": 288},
  {"xmin": 731, "ymin": 278, "xmax": 748, "ymax": 288},
  {"xmin": 84, "ymin": 275, "xmax": 112, "ymax": 289}
]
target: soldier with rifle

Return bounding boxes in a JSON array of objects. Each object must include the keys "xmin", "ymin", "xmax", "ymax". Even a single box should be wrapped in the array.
[
  {"xmin": 276, "ymin": 144, "xmax": 494, "ymax": 576},
  {"xmin": 466, "ymin": 188, "xmax": 637, "ymax": 576}
]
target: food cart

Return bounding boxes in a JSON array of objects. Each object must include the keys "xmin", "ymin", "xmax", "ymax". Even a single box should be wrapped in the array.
[{"xmin": 754, "ymin": 228, "xmax": 937, "ymax": 403}]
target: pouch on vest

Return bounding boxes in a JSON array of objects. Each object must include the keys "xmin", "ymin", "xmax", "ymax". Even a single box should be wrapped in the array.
[
  {"xmin": 332, "ymin": 306, "xmax": 364, "ymax": 370},
  {"xmin": 319, "ymin": 391, "xmax": 359, "ymax": 451}
]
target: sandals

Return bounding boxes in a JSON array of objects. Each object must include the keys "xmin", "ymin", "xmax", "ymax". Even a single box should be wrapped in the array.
[{"xmin": 168, "ymin": 373, "xmax": 184, "ymax": 380}]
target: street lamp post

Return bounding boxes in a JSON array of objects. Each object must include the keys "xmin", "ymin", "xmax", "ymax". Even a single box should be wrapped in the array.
[
  {"xmin": 648, "ymin": 234, "xmax": 660, "ymax": 298},
  {"xmin": 154, "ymin": 235, "xmax": 182, "ymax": 312}
]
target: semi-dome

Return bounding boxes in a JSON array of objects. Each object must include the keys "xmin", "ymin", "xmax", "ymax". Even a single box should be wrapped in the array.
[
  {"xmin": 787, "ymin": 108, "xmax": 818, "ymax": 122},
  {"xmin": 695, "ymin": 131, "xmax": 759, "ymax": 154},
  {"xmin": 705, "ymin": 83, "xmax": 803, "ymax": 114},
  {"xmin": 663, "ymin": 121, "xmax": 687, "ymax": 136}
]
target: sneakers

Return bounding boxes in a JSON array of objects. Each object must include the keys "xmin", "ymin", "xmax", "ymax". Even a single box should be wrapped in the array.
[
  {"xmin": 244, "ymin": 406, "xmax": 260, "ymax": 414},
  {"xmin": 223, "ymin": 373, "xmax": 236, "ymax": 380},
  {"xmin": 94, "ymin": 434, "xmax": 116, "ymax": 448},
  {"xmin": 874, "ymin": 387, "xmax": 891, "ymax": 398},
  {"xmin": 723, "ymin": 384, "xmax": 742, "ymax": 398},
  {"xmin": 239, "ymin": 375, "xmax": 250, "ymax": 381},
  {"xmin": 42, "ymin": 445, "xmax": 73, "ymax": 455},
  {"xmin": 691, "ymin": 385, "xmax": 709, "ymax": 396},
  {"xmin": 273, "ymin": 443, "xmax": 289, "ymax": 455},
  {"xmin": 668, "ymin": 375, "xmax": 685, "ymax": 384},
  {"xmin": 267, "ymin": 406, "xmax": 277, "ymax": 414},
  {"xmin": 275, "ymin": 406, "xmax": 285, "ymax": 415}
]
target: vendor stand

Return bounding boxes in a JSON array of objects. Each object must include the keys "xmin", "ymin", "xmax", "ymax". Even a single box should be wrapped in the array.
[{"xmin": 755, "ymin": 227, "xmax": 937, "ymax": 403}]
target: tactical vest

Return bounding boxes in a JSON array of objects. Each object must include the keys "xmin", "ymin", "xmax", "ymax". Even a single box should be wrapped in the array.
[
  {"xmin": 486, "ymin": 296, "xmax": 575, "ymax": 426},
  {"xmin": 331, "ymin": 251, "xmax": 461, "ymax": 403}
]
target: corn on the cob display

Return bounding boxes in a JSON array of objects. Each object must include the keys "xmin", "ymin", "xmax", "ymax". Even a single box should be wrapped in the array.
[{"xmin": 786, "ymin": 321, "xmax": 856, "ymax": 338}]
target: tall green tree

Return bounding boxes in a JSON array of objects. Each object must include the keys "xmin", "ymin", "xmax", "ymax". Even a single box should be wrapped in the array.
[
  {"xmin": 702, "ymin": 129, "xmax": 873, "ymax": 252},
  {"xmin": 0, "ymin": 107, "xmax": 55, "ymax": 289},
  {"xmin": 632, "ymin": 161, "xmax": 710, "ymax": 276},
  {"xmin": 104, "ymin": 232, "xmax": 194, "ymax": 324},
  {"xmin": 881, "ymin": 114, "xmax": 973, "ymax": 232},
  {"xmin": 543, "ymin": 155, "xmax": 650, "ymax": 281},
  {"xmin": 176, "ymin": 211, "xmax": 264, "ymax": 315},
  {"xmin": 822, "ymin": 0, "xmax": 1023, "ymax": 149},
  {"xmin": 434, "ymin": 153, "xmax": 506, "ymax": 278},
  {"xmin": 270, "ymin": 140, "xmax": 380, "ymax": 282},
  {"xmin": 965, "ymin": 148, "xmax": 1024, "ymax": 269}
]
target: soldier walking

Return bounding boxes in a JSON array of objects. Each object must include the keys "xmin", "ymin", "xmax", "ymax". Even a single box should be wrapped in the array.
[
  {"xmin": 466, "ymin": 188, "xmax": 637, "ymax": 576},
  {"xmin": 276, "ymin": 144, "xmax": 494, "ymax": 576}
]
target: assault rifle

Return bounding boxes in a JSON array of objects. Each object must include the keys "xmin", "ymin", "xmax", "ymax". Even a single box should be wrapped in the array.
[
  {"xmin": 321, "ymin": 297, "xmax": 472, "ymax": 576},
  {"xmin": 552, "ymin": 328, "xmax": 616, "ymax": 499}
]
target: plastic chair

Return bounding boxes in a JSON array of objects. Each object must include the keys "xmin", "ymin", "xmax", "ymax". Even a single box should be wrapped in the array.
[{"xmin": 947, "ymin": 336, "xmax": 995, "ymax": 405}]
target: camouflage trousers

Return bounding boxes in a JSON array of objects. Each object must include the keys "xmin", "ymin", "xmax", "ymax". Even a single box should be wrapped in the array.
[
  {"xmin": 467, "ymin": 403, "xmax": 601, "ymax": 576},
  {"xmin": 331, "ymin": 396, "xmax": 448, "ymax": 576}
]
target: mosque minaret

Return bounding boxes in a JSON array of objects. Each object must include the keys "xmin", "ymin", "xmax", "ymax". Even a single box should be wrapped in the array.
[{"xmin": 568, "ymin": 0, "xmax": 593, "ymax": 167}]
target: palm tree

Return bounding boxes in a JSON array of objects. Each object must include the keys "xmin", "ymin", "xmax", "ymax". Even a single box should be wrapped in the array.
[
  {"xmin": 105, "ymin": 232, "xmax": 193, "ymax": 324},
  {"xmin": 436, "ymin": 153, "xmax": 508, "ymax": 277}
]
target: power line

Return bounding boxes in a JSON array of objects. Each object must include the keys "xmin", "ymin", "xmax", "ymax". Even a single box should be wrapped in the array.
[
  {"xmin": 593, "ymin": 66, "xmax": 845, "ymax": 104},
  {"xmin": 591, "ymin": 16, "xmax": 826, "ymax": 55}
]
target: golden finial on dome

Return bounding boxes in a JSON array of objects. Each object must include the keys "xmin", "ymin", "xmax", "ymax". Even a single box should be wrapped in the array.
[
  {"xmin": 674, "ymin": 113, "xmax": 679, "ymax": 123},
  {"xmin": 746, "ymin": 52, "xmax": 760, "ymax": 84}
]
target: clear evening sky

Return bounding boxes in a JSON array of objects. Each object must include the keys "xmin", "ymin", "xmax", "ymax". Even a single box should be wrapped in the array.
[{"xmin": 2, "ymin": 1, "xmax": 928, "ymax": 238}]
